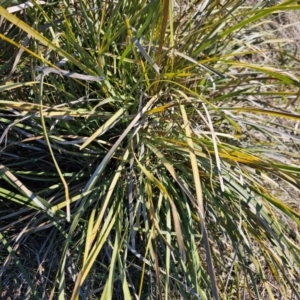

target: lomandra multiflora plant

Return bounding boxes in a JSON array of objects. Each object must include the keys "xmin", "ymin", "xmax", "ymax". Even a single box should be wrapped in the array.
[{"xmin": 1, "ymin": 0, "xmax": 300, "ymax": 299}]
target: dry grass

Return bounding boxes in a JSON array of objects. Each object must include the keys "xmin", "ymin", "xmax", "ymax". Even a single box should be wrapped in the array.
[{"xmin": 1, "ymin": 0, "xmax": 300, "ymax": 299}]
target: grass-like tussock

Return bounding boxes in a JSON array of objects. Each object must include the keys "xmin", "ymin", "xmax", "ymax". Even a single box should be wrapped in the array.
[{"xmin": 1, "ymin": 0, "xmax": 300, "ymax": 299}]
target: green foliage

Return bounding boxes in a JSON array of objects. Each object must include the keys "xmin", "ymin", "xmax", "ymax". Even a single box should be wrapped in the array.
[{"xmin": 1, "ymin": 0, "xmax": 300, "ymax": 299}]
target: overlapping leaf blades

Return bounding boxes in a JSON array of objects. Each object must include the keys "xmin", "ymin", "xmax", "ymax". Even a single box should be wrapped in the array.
[{"xmin": 1, "ymin": 0, "xmax": 300, "ymax": 299}]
